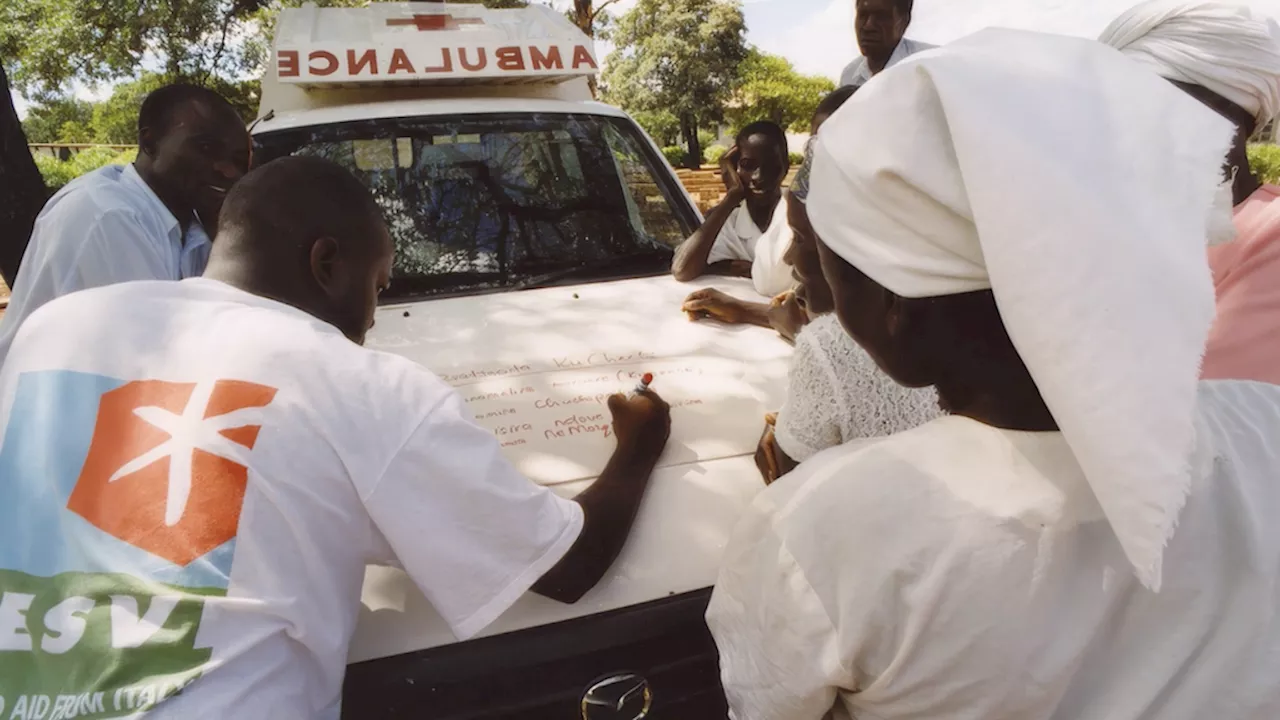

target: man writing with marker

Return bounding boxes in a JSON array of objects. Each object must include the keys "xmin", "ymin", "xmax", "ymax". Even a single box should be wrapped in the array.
[{"xmin": 0, "ymin": 157, "xmax": 671, "ymax": 718}]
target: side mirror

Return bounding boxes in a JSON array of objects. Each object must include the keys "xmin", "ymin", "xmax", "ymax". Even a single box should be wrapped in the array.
[{"xmin": 580, "ymin": 672, "xmax": 652, "ymax": 720}]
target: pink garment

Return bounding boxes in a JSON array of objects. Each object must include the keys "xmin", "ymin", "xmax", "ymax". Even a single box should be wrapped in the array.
[{"xmin": 1203, "ymin": 185, "xmax": 1280, "ymax": 384}]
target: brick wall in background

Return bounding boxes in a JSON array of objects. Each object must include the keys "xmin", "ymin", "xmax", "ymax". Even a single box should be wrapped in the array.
[{"xmin": 676, "ymin": 168, "xmax": 799, "ymax": 213}]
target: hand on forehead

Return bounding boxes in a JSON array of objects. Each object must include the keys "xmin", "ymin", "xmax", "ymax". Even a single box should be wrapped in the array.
[{"xmin": 740, "ymin": 132, "xmax": 784, "ymax": 156}]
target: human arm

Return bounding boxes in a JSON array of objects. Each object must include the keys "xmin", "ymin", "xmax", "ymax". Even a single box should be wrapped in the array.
[
  {"xmin": 361, "ymin": 388, "xmax": 668, "ymax": 638},
  {"xmin": 672, "ymin": 148, "xmax": 745, "ymax": 281},
  {"xmin": 754, "ymin": 413, "xmax": 799, "ymax": 485},
  {"xmin": 682, "ymin": 288, "xmax": 809, "ymax": 341},
  {"xmin": 531, "ymin": 390, "xmax": 671, "ymax": 603},
  {"xmin": 767, "ymin": 291, "xmax": 809, "ymax": 342},
  {"xmin": 702, "ymin": 259, "xmax": 753, "ymax": 278},
  {"xmin": 682, "ymin": 288, "xmax": 773, "ymax": 328}
]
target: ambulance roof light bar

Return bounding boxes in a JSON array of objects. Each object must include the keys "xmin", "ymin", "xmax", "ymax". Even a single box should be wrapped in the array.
[{"xmin": 274, "ymin": 2, "xmax": 599, "ymax": 89}]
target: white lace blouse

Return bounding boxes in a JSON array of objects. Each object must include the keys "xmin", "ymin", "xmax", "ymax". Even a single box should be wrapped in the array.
[{"xmin": 775, "ymin": 314, "xmax": 943, "ymax": 461}]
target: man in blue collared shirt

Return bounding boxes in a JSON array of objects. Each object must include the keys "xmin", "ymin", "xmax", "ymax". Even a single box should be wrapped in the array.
[
  {"xmin": 840, "ymin": 0, "xmax": 934, "ymax": 87},
  {"xmin": 0, "ymin": 84, "xmax": 249, "ymax": 367}
]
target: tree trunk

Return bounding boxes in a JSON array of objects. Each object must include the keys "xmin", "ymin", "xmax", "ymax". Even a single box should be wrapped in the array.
[
  {"xmin": 0, "ymin": 63, "xmax": 47, "ymax": 288},
  {"xmin": 571, "ymin": 0, "xmax": 600, "ymax": 99},
  {"xmin": 572, "ymin": 0, "xmax": 593, "ymax": 35},
  {"xmin": 681, "ymin": 113, "xmax": 701, "ymax": 170}
]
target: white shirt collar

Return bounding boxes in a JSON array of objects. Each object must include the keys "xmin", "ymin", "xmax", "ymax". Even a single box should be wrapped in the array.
[
  {"xmin": 119, "ymin": 162, "xmax": 213, "ymax": 273},
  {"xmin": 119, "ymin": 164, "xmax": 183, "ymax": 237},
  {"xmin": 841, "ymin": 37, "xmax": 934, "ymax": 87}
]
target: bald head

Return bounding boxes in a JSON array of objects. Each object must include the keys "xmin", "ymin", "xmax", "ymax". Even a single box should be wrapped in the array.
[
  {"xmin": 217, "ymin": 156, "xmax": 383, "ymax": 253},
  {"xmin": 208, "ymin": 156, "xmax": 393, "ymax": 345}
]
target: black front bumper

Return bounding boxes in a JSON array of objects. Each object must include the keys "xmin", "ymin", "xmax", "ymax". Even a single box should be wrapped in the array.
[{"xmin": 342, "ymin": 588, "xmax": 728, "ymax": 719}]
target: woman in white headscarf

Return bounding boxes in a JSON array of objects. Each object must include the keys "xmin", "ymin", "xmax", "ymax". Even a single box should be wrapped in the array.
[
  {"xmin": 706, "ymin": 28, "xmax": 1280, "ymax": 720},
  {"xmin": 1101, "ymin": 1, "xmax": 1280, "ymax": 385}
]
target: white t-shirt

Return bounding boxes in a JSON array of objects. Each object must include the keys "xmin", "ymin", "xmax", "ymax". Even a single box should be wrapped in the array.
[
  {"xmin": 0, "ymin": 278, "xmax": 582, "ymax": 719},
  {"xmin": 707, "ymin": 202, "xmax": 772, "ymax": 264},
  {"xmin": 708, "ymin": 380, "xmax": 1280, "ymax": 720},
  {"xmin": 0, "ymin": 164, "xmax": 211, "ymax": 369},
  {"xmin": 749, "ymin": 196, "xmax": 796, "ymax": 298},
  {"xmin": 774, "ymin": 314, "xmax": 941, "ymax": 462}
]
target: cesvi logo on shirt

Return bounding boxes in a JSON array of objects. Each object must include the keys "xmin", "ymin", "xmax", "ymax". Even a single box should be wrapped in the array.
[{"xmin": 0, "ymin": 372, "xmax": 275, "ymax": 719}]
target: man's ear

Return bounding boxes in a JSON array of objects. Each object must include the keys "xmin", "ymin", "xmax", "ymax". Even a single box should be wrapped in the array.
[
  {"xmin": 309, "ymin": 236, "xmax": 342, "ymax": 297},
  {"xmin": 138, "ymin": 127, "xmax": 157, "ymax": 158}
]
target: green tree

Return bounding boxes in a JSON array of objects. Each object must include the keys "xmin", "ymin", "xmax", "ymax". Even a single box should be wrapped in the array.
[
  {"xmin": 630, "ymin": 109, "xmax": 680, "ymax": 146},
  {"xmin": 75, "ymin": 73, "xmax": 261, "ymax": 144},
  {"xmin": 727, "ymin": 49, "xmax": 834, "ymax": 133},
  {"xmin": 7, "ymin": 0, "xmax": 549, "ymax": 128},
  {"xmin": 21, "ymin": 96, "xmax": 94, "ymax": 143},
  {"xmin": 85, "ymin": 75, "xmax": 166, "ymax": 144},
  {"xmin": 0, "ymin": 0, "xmax": 274, "ymax": 98},
  {"xmin": 567, "ymin": 0, "xmax": 621, "ymax": 97},
  {"xmin": 568, "ymin": 0, "xmax": 620, "ymax": 38},
  {"xmin": 603, "ymin": 0, "xmax": 747, "ymax": 168}
]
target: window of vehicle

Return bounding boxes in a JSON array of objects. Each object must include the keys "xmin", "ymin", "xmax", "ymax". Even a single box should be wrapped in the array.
[{"xmin": 252, "ymin": 113, "xmax": 697, "ymax": 301}]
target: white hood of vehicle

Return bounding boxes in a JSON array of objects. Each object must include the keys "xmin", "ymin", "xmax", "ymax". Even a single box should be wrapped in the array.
[{"xmin": 349, "ymin": 274, "xmax": 792, "ymax": 661}]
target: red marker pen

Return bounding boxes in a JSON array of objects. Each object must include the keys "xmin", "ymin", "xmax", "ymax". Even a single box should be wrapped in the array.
[{"xmin": 632, "ymin": 372, "xmax": 654, "ymax": 395}]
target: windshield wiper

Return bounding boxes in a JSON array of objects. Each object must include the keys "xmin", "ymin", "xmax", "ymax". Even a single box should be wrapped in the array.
[{"xmin": 512, "ymin": 256, "xmax": 671, "ymax": 292}]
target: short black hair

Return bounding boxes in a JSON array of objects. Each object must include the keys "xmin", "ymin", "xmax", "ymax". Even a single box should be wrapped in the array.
[
  {"xmin": 736, "ymin": 120, "xmax": 788, "ymax": 153},
  {"xmin": 894, "ymin": 0, "xmax": 914, "ymax": 13},
  {"xmin": 217, "ymin": 156, "xmax": 385, "ymax": 256},
  {"xmin": 815, "ymin": 85, "xmax": 859, "ymax": 122},
  {"xmin": 137, "ymin": 83, "xmax": 238, "ymax": 140}
]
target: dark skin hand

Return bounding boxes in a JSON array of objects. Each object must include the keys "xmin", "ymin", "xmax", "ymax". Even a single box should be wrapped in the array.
[
  {"xmin": 532, "ymin": 390, "xmax": 672, "ymax": 603},
  {"xmin": 856, "ymin": 0, "xmax": 911, "ymax": 75},
  {"xmin": 682, "ymin": 287, "xmax": 809, "ymax": 342},
  {"xmin": 134, "ymin": 98, "xmax": 251, "ymax": 237},
  {"xmin": 672, "ymin": 135, "xmax": 786, "ymax": 281},
  {"xmin": 754, "ymin": 413, "xmax": 800, "ymax": 485},
  {"xmin": 672, "ymin": 147, "xmax": 747, "ymax": 281}
]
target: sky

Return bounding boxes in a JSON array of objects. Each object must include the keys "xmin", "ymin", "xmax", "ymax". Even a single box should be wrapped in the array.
[{"xmin": 13, "ymin": 0, "xmax": 1280, "ymax": 119}]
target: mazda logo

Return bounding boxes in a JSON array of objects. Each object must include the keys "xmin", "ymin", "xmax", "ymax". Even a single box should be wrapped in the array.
[{"xmin": 580, "ymin": 672, "xmax": 652, "ymax": 720}]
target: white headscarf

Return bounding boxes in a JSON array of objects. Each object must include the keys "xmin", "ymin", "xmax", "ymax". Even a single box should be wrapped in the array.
[
  {"xmin": 1099, "ymin": 1, "xmax": 1280, "ymax": 128},
  {"xmin": 807, "ymin": 29, "xmax": 1234, "ymax": 591}
]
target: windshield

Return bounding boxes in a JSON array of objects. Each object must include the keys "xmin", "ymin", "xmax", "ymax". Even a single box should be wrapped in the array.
[{"xmin": 252, "ymin": 112, "xmax": 695, "ymax": 301}]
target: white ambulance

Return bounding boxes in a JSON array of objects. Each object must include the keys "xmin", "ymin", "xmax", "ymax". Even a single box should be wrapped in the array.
[{"xmin": 251, "ymin": 4, "xmax": 790, "ymax": 717}]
